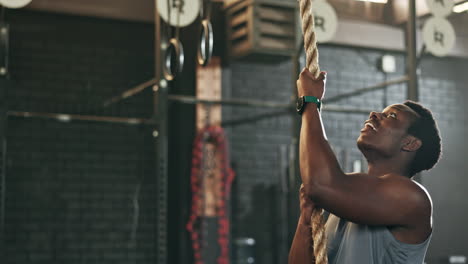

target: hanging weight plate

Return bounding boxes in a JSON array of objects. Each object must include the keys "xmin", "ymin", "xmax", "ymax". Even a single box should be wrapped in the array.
[
  {"xmin": 158, "ymin": 0, "xmax": 200, "ymax": 27},
  {"xmin": 163, "ymin": 38, "xmax": 184, "ymax": 81},
  {"xmin": 0, "ymin": 0, "xmax": 32, "ymax": 8},
  {"xmin": 422, "ymin": 17, "xmax": 456, "ymax": 57},
  {"xmin": 426, "ymin": 0, "xmax": 454, "ymax": 17},
  {"xmin": 312, "ymin": 0, "xmax": 338, "ymax": 43},
  {"xmin": 197, "ymin": 20, "xmax": 214, "ymax": 67}
]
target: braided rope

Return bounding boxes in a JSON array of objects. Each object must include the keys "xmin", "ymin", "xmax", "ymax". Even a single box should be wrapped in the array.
[
  {"xmin": 311, "ymin": 209, "xmax": 328, "ymax": 264},
  {"xmin": 299, "ymin": 0, "xmax": 321, "ymax": 79},
  {"xmin": 298, "ymin": 0, "xmax": 328, "ymax": 263}
]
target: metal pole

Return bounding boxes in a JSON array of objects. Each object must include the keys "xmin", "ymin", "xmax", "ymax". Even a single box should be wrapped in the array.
[
  {"xmin": 322, "ymin": 105, "xmax": 374, "ymax": 114},
  {"xmin": 278, "ymin": 144, "xmax": 289, "ymax": 264},
  {"xmin": 221, "ymin": 109, "xmax": 291, "ymax": 127},
  {"xmin": 0, "ymin": 79, "xmax": 6, "ymax": 262},
  {"xmin": 169, "ymin": 79, "xmax": 407, "ymax": 110},
  {"xmin": 153, "ymin": 0, "xmax": 168, "ymax": 263},
  {"xmin": 7, "ymin": 111, "xmax": 153, "ymax": 125},
  {"xmin": 220, "ymin": 105, "xmax": 373, "ymax": 127},
  {"xmin": 288, "ymin": 40, "xmax": 302, "ymax": 251},
  {"xmin": 406, "ymin": 0, "xmax": 418, "ymax": 101},
  {"xmin": 0, "ymin": 133, "xmax": 4, "ymax": 262},
  {"xmin": 168, "ymin": 94, "xmax": 290, "ymax": 108},
  {"xmin": 102, "ymin": 78, "xmax": 158, "ymax": 108},
  {"xmin": 324, "ymin": 76, "xmax": 409, "ymax": 104},
  {"xmin": 416, "ymin": 44, "xmax": 426, "ymax": 69}
]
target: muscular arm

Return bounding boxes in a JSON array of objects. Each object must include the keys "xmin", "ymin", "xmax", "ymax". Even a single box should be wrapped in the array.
[
  {"xmin": 297, "ymin": 69, "xmax": 430, "ymax": 229},
  {"xmin": 289, "ymin": 185, "xmax": 316, "ymax": 264},
  {"xmin": 288, "ymin": 215, "xmax": 315, "ymax": 264}
]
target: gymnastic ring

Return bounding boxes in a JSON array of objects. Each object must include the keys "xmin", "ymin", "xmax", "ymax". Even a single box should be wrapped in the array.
[
  {"xmin": 163, "ymin": 38, "xmax": 185, "ymax": 81},
  {"xmin": 197, "ymin": 19, "xmax": 213, "ymax": 67}
]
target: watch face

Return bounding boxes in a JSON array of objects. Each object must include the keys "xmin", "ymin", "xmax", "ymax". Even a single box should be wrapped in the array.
[{"xmin": 296, "ymin": 97, "xmax": 304, "ymax": 114}]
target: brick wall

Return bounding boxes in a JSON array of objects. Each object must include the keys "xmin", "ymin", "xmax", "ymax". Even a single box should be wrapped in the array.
[
  {"xmin": 6, "ymin": 10, "xmax": 154, "ymax": 117},
  {"xmin": 2, "ymin": 7, "xmax": 467, "ymax": 264},
  {"xmin": 223, "ymin": 46, "xmax": 468, "ymax": 263},
  {"xmin": 222, "ymin": 60, "xmax": 295, "ymax": 264},
  {"xmin": 5, "ymin": 119, "xmax": 156, "ymax": 264},
  {"xmin": 3, "ymin": 10, "xmax": 157, "ymax": 264}
]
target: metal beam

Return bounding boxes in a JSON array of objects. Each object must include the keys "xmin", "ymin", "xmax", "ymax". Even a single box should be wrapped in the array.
[
  {"xmin": 103, "ymin": 76, "xmax": 410, "ymax": 111},
  {"xmin": 168, "ymin": 95, "xmax": 290, "ymax": 108},
  {"xmin": 0, "ymin": 79, "xmax": 7, "ymax": 262},
  {"xmin": 220, "ymin": 104, "xmax": 374, "ymax": 127},
  {"xmin": 323, "ymin": 76, "xmax": 409, "ymax": 104},
  {"xmin": 0, "ymin": 24, "xmax": 8, "ymax": 77},
  {"xmin": 7, "ymin": 111, "xmax": 153, "ymax": 125},
  {"xmin": 102, "ymin": 78, "xmax": 158, "ymax": 108},
  {"xmin": 406, "ymin": 0, "xmax": 418, "ymax": 101},
  {"xmin": 153, "ymin": 0, "xmax": 168, "ymax": 263},
  {"xmin": 221, "ymin": 109, "xmax": 291, "ymax": 127},
  {"xmin": 323, "ymin": 105, "xmax": 374, "ymax": 114}
]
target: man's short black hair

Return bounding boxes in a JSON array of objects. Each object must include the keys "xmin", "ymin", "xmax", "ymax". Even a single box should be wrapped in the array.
[{"xmin": 403, "ymin": 100, "xmax": 442, "ymax": 176}]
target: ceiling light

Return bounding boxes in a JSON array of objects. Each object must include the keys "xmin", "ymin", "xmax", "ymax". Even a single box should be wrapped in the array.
[
  {"xmin": 453, "ymin": 1, "xmax": 468, "ymax": 13},
  {"xmin": 355, "ymin": 0, "xmax": 388, "ymax": 3}
]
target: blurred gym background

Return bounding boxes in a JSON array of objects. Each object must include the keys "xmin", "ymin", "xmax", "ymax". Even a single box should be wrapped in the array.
[{"xmin": 0, "ymin": 0, "xmax": 467, "ymax": 263}]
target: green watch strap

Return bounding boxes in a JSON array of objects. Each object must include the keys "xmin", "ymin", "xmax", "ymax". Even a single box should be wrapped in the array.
[{"xmin": 303, "ymin": 96, "xmax": 322, "ymax": 111}]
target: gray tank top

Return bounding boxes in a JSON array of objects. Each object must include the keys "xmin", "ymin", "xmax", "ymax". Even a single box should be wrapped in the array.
[{"xmin": 325, "ymin": 214, "xmax": 431, "ymax": 264}]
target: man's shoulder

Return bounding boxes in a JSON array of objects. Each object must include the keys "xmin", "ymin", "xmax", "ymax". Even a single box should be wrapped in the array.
[
  {"xmin": 347, "ymin": 172, "xmax": 432, "ymax": 211},
  {"xmin": 344, "ymin": 172, "xmax": 432, "ymax": 208},
  {"xmin": 381, "ymin": 173, "xmax": 433, "ymax": 215}
]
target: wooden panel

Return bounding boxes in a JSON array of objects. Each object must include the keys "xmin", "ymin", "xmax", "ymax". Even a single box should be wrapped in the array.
[
  {"xmin": 258, "ymin": 36, "xmax": 293, "ymax": 50},
  {"xmin": 258, "ymin": 21, "xmax": 295, "ymax": 37},
  {"xmin": 257, "ymin": 5, "xmax": 294, "ymax": 22},
  {"xmin": 225, "ymin": 0, "xmax": 297, "ymax": 60},
  {"xmin": 27, "ymin": 0, "xmax": 154, "ymax": 22},
  {"xmin": 230, "ymin": 27, "xmax": 249, "ymax": 41},
  {"xmin": 196, "ymin": 57, "xmax": 222, "ymax": 131},
  {"xmin": 231, "ymin": 13, "xmax": 249, "ymax": 27}
]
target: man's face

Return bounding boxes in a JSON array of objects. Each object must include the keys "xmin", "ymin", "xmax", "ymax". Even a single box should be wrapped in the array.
[{"xmin": 357, "ymin": 104, "xmax": 420, "ymax": 157}]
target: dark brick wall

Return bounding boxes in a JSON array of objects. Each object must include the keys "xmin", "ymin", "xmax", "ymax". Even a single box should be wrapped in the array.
[
  {"xmin": 223, "ymin": 46, "xmax": 468, "ymax": 263},
  {"xmin": 2, "ymin": 10, "xmax": 158, "ymax": 264},
  {"xmin": 5, "ymin": 119, "xmax": 156, "ymax": 264},
  {"xmin": 223, "ymin": 61, "xmax": 295, "ymax": 264},
  {"xmin": 6, "ymin": 10, "xmax": 154, "ymax": 117}
]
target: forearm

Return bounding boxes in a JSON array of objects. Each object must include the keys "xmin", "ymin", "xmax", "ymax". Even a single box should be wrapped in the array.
[
  {"xmin": 299, "ymin": 107, "xmax": 343, "ymax": 197},
  {"xmin": 288, "ymin": 215, "xmax": 315, "ymax": 264}
]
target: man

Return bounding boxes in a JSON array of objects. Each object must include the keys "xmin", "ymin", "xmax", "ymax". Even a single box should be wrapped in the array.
[{"xmin": 289, "ymin": 68, "xmax": 442, "ymax": 264}]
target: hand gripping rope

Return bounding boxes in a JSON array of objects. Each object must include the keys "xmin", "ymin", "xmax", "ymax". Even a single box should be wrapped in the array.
[{"xmin": 298, "ymin": 0, "xmax": 328, "ymax": 263}]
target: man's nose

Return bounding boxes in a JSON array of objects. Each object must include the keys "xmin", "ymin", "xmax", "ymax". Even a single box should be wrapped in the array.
[{"xmin": 369, "ymin": 111, "xmax": 382, "ymax": 120}]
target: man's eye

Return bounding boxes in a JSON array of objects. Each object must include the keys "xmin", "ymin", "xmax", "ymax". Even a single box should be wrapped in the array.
[{"xmin": 388, "ymin": 113, "xmax": 397, "ymax": 118}]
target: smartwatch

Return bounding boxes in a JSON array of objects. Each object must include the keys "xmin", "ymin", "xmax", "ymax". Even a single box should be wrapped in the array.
[{"xmin": 296, "ymin": 96, "xmax": 321, "ymax": 115}]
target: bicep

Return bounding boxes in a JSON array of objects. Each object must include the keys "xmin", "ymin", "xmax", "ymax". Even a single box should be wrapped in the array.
[{"xmin": 310, "ymin": 174, "xmax": 424, "ymax": 226}]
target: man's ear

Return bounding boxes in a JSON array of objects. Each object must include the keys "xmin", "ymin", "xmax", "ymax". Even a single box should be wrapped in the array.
[{"xmin": 402, "ymin": 135, "xmax": 422, "ymax": 152}]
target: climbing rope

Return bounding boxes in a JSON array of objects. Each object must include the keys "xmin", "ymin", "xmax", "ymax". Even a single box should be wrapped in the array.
[
  {"xmin": 299, "ymin": 0, "xmax": 321, "ymax": 79},
  {"xmin": 298, "ymin": 0, "xmax": 328, "ymax": 263}
]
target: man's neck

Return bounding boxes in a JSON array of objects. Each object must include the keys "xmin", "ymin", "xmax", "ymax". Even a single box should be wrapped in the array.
[
  {"xmin": 366, "ymin": 160, "xmax": 410, "ymax": 178},
  {"xmin": 360, "ymin": 147, "xmax": 413, "ymax": 178}
]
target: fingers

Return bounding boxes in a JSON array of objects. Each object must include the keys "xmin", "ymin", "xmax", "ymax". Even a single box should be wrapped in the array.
[
  {"xmin": 300, "ymin": 68, "xmax": 327, "ymax": 81},
  {"xmin": 319, "ymin": 71, "xmax": 327, "ymax": 81},
  {"xmin": 300, "ymin": 68, "xmax": 313, "ymax": 79}
]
